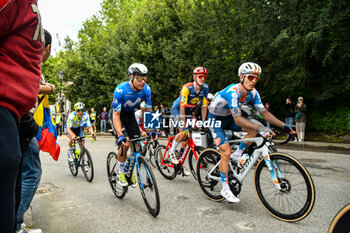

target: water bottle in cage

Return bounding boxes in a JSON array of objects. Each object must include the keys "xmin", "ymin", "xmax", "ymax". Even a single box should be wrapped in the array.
[{"xmin": 238, "ymin": 153, "xmax": 249, "ymax": 168}]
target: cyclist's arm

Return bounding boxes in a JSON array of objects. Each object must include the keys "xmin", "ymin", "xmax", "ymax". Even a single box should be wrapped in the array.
[
  {"xmin": 233, "ymin": 115, "xmax": 261, "ymax": 133},
  {"xmin": 201, "ymin": 97, "xmax": 208, "ymax": 121},
  {"xmin": 66, "ymin": 127, "xmax": 76, "ymax": 140},
  {"xmin": 260, "ymin": 109, "xmax": 285, "ymax": 128},
  {"xmin": 179, "ymin": 86, "xmax": 190, "ymax": 128},
  {"xmin": 113, "ymin": 111, "xmax": 123, "ymax": 137}
]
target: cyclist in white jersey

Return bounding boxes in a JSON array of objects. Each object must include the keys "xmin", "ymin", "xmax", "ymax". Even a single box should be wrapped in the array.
[
  {"xmin": 66, "ymin": 102, "xmax": 96, "ymax": 160},
  {"xmin": 208, "ymin": 62, "xmax": 295, "ymax": 203}
]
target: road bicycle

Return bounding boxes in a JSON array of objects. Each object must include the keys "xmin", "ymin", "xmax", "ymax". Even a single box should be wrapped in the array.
[
  {"xmin": 67, "ymin": 135, "xmax": 95, "ymax": 182},
  {"xmin": 106, "ymin": 135, "xmax": 160, "ymax": 217},
  {"xmin": 328, "ymin": 203, "xmax": 350, "ymax": 233},
  {"xmin": 196, "ymin": 134, "xmax": 315, "ymax": 222},
  {"xmin": 155, "ymin": 131, "xmax": 205, "ymax": 180}
]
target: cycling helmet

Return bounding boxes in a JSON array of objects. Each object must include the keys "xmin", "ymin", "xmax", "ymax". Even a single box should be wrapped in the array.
[
  {"xmin": 238, "ymin": 62, "xmax": 262, "ymax": 77},
  {"xmin": 74, "ymin": 102, "xmax": 85, "ymax": 110},
  {"xmin": 207, "ymin": 93, "xmax": 214, "ymax": 101},
  {"xmin": 193, "ymin": 67, "xmax": 208, "ymax": 75},
  {"xmin": 128, "ymin": 63, "xmax": 148, "ymax": 76}
]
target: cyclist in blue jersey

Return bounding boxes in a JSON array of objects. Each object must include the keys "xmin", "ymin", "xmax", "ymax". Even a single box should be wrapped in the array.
[
  {"xmin": 208, "ymin": 62, "xmax": 295, "ymax": 203},
  {"xmin": 66, "ymin": 102, "xmax": 96, "ymax": 162},
  {"xmin": 112, "ymin": 63, "xmax": 158, "ymax": 187},
  {"xmin": 169, "ymin": 67, "xmax": 209, "ymax": 172}
]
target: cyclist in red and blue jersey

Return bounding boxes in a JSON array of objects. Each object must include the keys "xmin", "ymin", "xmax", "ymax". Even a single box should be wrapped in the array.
[
  {"xmin": 208, "ymin": 62, "xmax": 295, "ymax": 203},
  {"xmin": 112, "ymin": 63, "xmax": 157, "ymax": 187},
  {"xmin": 169, "ymin": 67, "xmax": 209, "ymax": 171}
]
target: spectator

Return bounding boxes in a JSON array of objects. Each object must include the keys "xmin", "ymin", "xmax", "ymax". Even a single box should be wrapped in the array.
[
  {"xmin": 285, "ymin": 97, "xmax": 294, "ymax": 126},
  {"xmin": 295, "ymin": 96, "xmax": 307, "ymax": 142},
  {"xmin": 90, "ymin": 108, "xmax": 97, "ymax": 133},
  {"xmin": 0, "ymin": 1, "xmax": 44, "ymax": 231},
  {"xmin": 55, "ymin": 112, "xmax": 63, "ymax": 136},
  {"xmin": 100, "ymin": 107, "xmax": 109, "ymax": 133},
  {"xmin": 16, "ymin": 29, "xmax": 55, "ymax": 233}
]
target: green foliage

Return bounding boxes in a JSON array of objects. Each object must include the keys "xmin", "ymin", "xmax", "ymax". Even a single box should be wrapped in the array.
[
  {"xmin": 307, "ymin": 107, "xmax": 350, "ymax": 133},
  {"xmin": 42, "ymin": 0, "xmax": 350, "ymax": 132}
]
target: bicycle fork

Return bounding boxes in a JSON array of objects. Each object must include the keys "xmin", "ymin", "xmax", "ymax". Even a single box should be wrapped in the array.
[
  {"xmin": 135, "ymin": 153, "xmax": 153, "ymax": 189},
  {"xmin": 262, "ymin": 148, "xmax": 283, "ymax": 190}
]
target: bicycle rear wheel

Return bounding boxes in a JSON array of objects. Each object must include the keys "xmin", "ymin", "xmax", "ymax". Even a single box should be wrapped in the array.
[
  {"xmin": 188, "ymin": 146, "xmax": 206, "ymax": 180},
  {"xmin": 137, "ymin": 156, "xmax": 160, "ymax": 217},
  {"xmin": 107, "ymin": 152, "xmax": 127, "ymax": 199},
  {"xmin": 68, "ymin": 151, "xmax": 78, "ymax": 176},
  {"xmin": 155, "ymin": 145, "xmax": 177, "ymax": 180},
  {"xmin": 196, "ymin": 149, "xmax": 225, "ymax": 201},
  {"xmin": 81, "ymin": 148, "xmax": 94, "ymax": 182},
  {"xmin": 254, "ymin": 152, "xmax": 315, "ymax": 222}
]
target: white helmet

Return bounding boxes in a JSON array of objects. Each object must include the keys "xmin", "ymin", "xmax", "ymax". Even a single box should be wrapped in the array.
[
  {"xmin": 74, "ymin": 102, "xmax": 85, "ymax": 110},
  {"xmin": 128, "ymin": 63, "xmax": 148, "ymax": 76},
  {"xmin": 207, "ymin": 93, "xmax": 214, "ymax": 101},
  {"xmin": 238, "ymin": 62, "xmax": 262, "ymax": 77}
]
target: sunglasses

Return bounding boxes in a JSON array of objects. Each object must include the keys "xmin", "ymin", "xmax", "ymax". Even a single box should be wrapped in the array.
[
  {"xmin": 246, "ymin": 75, "xmax": 259, "ymax": 82},
  {"xmin": 135, "ymin": 76, "xmax": 147, "ymax": 82},
  {"xmin": 77, "ymin": 109, "xmax": 85, "ymax": 113},
  {"xmin": 197, "ymin": 75, "xmax": 207, "ymax": 80}
]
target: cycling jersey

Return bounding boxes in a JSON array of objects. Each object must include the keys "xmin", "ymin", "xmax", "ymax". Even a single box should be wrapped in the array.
[
  {"xmin": 172, "ymin": 82, "xmax": 209, "ymax": 114},
  {"xmin": 112, "ymin": 82, "xmax": 152, "ymax": 113},
  {"xmin": 66, "ymin": 112, "xmax": 91, "ymax": 129},
  {"xmin": 208, "ymin": 83, "xmax": 266, "ymax": 117}
]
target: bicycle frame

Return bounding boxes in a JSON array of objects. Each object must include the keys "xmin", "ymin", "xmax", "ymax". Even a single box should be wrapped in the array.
[
  {"xmin": 206, "ymin": 137, "xmax": 284, "ymax": 190},
  {"xmin": 162, "ymin": 136, "xmax": 199, "ymax": 167},
  {"xmin": 117, "ymin": 138, "xmax": 154, "ymax": 189}
]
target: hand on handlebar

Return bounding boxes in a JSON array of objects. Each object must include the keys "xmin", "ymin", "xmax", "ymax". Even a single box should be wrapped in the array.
[
  {"xmin": 117, "ymin": 135, "xmax": 127, "ymax": 146},
  {"xmin": 149, "ymin": 130, "xmax": 159, "ymax": 140},
  {"xmin": 284, "ymin": 124, "xmax": 296, "ymax": 135},
  {"xmin": 258, "ymin": 126, "xmax": 275, "ymax": 138}
]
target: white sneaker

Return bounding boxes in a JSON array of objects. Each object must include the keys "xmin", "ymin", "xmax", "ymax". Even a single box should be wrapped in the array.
[
  {"xmin": 67, "ymin": 148, "xmax": 74, "ymax": 162},
  {"xmin": 182, "ymin": 167, "xmax": 191, "ymax": 176},
  {"xmin": 221, "ymin": 189, "xmax": 240, "ymax": 203},
  {"xmin": 169, "ymin": 152, "xmax": 179, "ymax": 164}
]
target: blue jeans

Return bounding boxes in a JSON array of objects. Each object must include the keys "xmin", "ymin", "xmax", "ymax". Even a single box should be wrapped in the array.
[
  {"xmin": 285, "ymin": 117, "xmax": 294, "ymax": 126},
  {"xmin": 100, "ymin": 119, "xmax": 106, "ymax": 132},
  {"xmin": 0, "ymin": 107, "xmax": 21, "ymax": 233},
  {"xmin": 16, "ymin": 138, "xmax": 42, "ymax": 231}
]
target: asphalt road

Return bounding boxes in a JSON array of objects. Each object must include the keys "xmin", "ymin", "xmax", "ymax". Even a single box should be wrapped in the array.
[{"xmin": 31, "ymin": 136, "xmax": 350, "ymax": 233}]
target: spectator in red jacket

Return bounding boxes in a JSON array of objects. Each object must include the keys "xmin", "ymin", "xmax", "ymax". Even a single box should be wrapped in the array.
[{"xmin": 0, "ymin": 1, "xmax": 44, "ymax": 232}]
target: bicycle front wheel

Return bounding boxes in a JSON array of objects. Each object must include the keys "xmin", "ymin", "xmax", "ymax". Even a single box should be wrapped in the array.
[
  {"xmin": 155, "ymin": 145, "xmax": 177, "ymax": 180},
  {"xmin": 68, "ymin": 151, "xmax": 78, "ymax": 176},
  {"xmin": 106, "ymin": 152, "xmax": 127, "ymax": 199},
  {"xmin": 81, "ymin": 148, "xmax": 94, "ymax": 182},
  {"xmin": 137, "ymin": 156, "xmax": 160, "ymax": 217},
  {"xmin": 196, "ymin": 149, "xmax": 225, "ymax": 201},
  {"xmin": 188, "ymin": 146, "xmax": 206, "ymax": 180},
  {"xmin": 254, "ymin": 152, "xmax": 315, "ymax": 222}
]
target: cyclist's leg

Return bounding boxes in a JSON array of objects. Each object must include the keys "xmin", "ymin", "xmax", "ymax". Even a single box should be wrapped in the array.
[{"xmin": 208, "ymin": 113, "xmax": 240, "ymax": 202}]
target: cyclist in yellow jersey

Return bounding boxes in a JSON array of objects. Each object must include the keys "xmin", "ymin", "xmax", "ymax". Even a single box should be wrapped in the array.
[{"xmin": 169, "ymin": 67, "xmax": 209, "ymax": 167}]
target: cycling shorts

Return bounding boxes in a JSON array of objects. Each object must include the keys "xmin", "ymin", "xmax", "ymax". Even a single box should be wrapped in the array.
[
  {"xmin": 208, "ymin": 112, "xmax": 241, "ymax": 146},
  {"xmin": 65, "ymin": 126, "xmax": 84, "ymax": 137},
  {"xmin": 170, "ymin": 106, "xmax": 192, "ymax": 129},
  {"xmin": 110, "ymin": 111, "xmax": 140, "ymax": 140}
]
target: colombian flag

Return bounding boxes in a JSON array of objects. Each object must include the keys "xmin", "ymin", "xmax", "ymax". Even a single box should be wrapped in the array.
[{"xmin": 33, "ymin": 95, "xmax": 60, "ymax": 160}]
